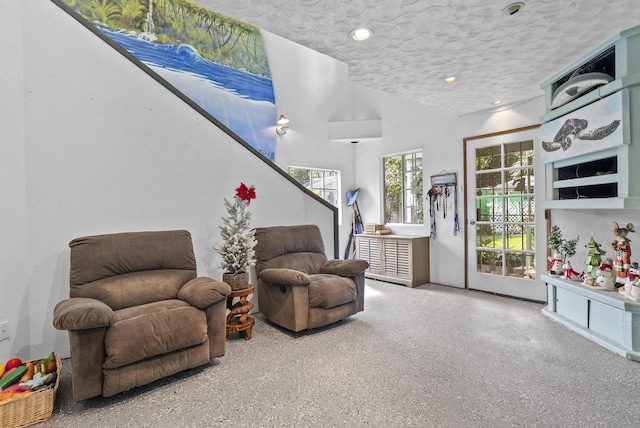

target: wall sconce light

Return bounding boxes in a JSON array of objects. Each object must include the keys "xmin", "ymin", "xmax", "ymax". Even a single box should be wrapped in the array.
[{"xmin": 276, "ymin": 115, "xmax": 289, "ymax": 135}]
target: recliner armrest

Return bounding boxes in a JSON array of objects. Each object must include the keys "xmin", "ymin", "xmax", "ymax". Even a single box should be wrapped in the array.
[
  {"xmin": 178, "ymin": 277, "xmax": 231, "ymax": 309},
  {"xmin": 320, "ymin": 259, "xmax": 369, "ymax": 277},
  {"xmin": 259, "ymin": 268, "xmax": 310, "ymax": 286},
  {"xmin": 53, "ymin": 297, "xmax": 115, "ymax": 331}
]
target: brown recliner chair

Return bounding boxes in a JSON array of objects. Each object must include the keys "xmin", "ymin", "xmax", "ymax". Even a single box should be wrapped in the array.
[
  {"xmin": 254, "ymin": 225, "xmax": 368, "ymax": 332},
  {"xmin": 53, "ymin": 230, "xmax": 231, "ymax": 401}
]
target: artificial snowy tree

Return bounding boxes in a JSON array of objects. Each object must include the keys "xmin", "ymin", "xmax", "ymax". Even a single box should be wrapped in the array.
[{"xmin": 216, "ymin": 183, "xmax": 257, "ymax": 278}]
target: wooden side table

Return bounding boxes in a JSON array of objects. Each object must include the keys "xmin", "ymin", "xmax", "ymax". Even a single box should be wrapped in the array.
[{"xmin": 226, "ymin": 285, "xmax": 255, "ymax": 340}]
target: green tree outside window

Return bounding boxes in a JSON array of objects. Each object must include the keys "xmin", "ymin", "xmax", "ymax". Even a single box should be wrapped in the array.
[{"xmin": 384, "ymin": 152, "xmax": 423, "ymax": 224}]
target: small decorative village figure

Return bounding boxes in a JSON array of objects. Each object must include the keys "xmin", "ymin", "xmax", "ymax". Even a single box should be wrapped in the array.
[
  {"xmin": 560, "ymin": 233, "xmax": 579, "ymax": 280},
  {"xmin": 547, "ymin": 225, "xmax": 565, "ymax": 276},
  {"xmin": 584, "ymin": 233, "xmax": 606, "ymax": 280},
  {"xmin": 547, "ymin": 225, "xmax": 579, "ymax": 278},
  {"xmin": 611, "ymin": 222, "xmax": 635, "ymax": 283},
  {"xmin": 592, "ymin": 258, "xmax": 615, "ymax": 290},
  {"xmin": 621, "ymin": 262, "xmax": 640, "ymax": 301},
  {"xmin": 548, "ymin": 254, "xmax": 564, "ymax": 277},
  {"xmin": 563, "ymin": 260, "xmax": 581, "ymax": 281}
]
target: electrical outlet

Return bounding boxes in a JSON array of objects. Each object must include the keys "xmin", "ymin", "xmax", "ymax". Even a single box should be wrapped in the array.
[{"xmin": 0, "ymin": 321, "xmax": 9, "ymax": 341}]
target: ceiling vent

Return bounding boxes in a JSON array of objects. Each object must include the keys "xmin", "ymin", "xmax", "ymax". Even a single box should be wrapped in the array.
[{"xmin": 503, "ymin": 2, "xmax": 524, "ymax": 16}]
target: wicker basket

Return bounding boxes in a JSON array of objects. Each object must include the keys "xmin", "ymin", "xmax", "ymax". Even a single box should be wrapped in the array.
[
  {"xmin": 223, "ymin": 272, "xmax": 250, "ymax": 290},
  {"xmin": 0, "ymin": 355, "xmax": 61, "ymax": 428}
]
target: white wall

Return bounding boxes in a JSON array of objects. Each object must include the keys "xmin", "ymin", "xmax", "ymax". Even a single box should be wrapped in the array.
[
  {"xmin": 352, "ymin": 87, "xmax": 466, "ymax": 287},
  {"xmin": 264, "ymin": 31, "xmax": 359, "ymax": 253},
  {"xmin": 351, "ymin": 93, "xmax": 549, "ymax": 290},
  {"xmin": 0, "ymin": 0, "xmax": 28, "ymax": 363},
  {"xmin": 0, "ymin": 0, "xmax": 334, "ymax": 362}
]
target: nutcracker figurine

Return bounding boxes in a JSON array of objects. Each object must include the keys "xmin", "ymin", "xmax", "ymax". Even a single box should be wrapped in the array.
[{"xmin": 612, "ymin": 222, "xmax": 635, "ymax": 283}]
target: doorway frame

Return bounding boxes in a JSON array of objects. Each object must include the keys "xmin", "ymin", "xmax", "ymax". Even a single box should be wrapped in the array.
[{"xmin": 463, "ymin": 124, "xmax": 542, "ymax": 293}]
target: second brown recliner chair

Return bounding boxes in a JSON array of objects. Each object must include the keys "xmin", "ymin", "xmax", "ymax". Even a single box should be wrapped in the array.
[{"xmin": 254, "ymin": 224, "xmax": 368, "ymax": 332}]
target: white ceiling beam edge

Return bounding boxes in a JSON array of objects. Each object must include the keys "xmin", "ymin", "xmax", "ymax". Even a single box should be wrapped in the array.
[{"xmin": 328, "ymin": 119, "xmax": 382, "ymax": 143}]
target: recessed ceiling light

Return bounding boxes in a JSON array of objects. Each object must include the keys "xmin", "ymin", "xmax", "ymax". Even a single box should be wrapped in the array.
[
  {"xmin": 492, "ymin": 100, "xmax": 504, "ymax": 105},
  {"xmin": 503, "ymin": 2, "xmax": 524, "ymax": 16},
  {"xmin": 443, "ymin": 76, "xmax": 458, "ymax": 83},
  {"xmin": 350, "ymin": 27, "xmax": 372, "ymax": 41}
]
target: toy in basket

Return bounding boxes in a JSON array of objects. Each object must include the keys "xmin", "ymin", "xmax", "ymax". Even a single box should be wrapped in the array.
[{"xmin": 0, "ymin": 353, "xmax": 61, "ymax": 428}]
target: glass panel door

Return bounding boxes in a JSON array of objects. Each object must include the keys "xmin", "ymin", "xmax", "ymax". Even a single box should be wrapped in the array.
[{"xmin": 466, "ymin": 127, "xmax": 546, "ymax": 301}]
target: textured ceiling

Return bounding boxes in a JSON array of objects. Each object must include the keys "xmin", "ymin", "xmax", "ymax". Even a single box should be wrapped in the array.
[{"xmin": 198, "ymin": 0, "xmax": 640, "ymax": 117}]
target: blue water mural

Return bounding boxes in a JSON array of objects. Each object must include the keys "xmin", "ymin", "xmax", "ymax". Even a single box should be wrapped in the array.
[
  {"xmin": 55, "ymin": 0, "xmax": 277, "ymax": 161},
  {"xmin": 105, "ymin": 30, "xmax": 277, "ymax": 159}
]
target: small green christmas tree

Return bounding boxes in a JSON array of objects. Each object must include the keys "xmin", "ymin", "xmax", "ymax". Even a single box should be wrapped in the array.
[
  {"xmin": 584, "ymin": 233, "xmax": 606, "ymax": 279},
  {"xmin": 216, "ymin": 183, "xmax": 257, "ymax": 274}
]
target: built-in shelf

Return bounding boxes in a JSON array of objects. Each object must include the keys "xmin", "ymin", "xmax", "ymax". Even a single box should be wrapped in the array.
[
  {"xmin": 543, "ymin": 197, "xmax": 640, "ymax": 210},
  {"xmin": 542, "ymin": 275, "xmax": 640, "ymax": 361},
  {"xmin": 553, "ymin": 174, "xmax": 618, "ymax": 189},
  {"xmin": 540, "ymin": 25, "xmax": 640, "ymax": 209}
]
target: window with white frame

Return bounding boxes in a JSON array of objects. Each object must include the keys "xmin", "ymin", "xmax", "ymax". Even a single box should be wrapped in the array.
[
  {"xmin": 383, "ymin": 151, "xmax": 423, "ymax": 224},
  {"xmin": 288, "ymin": 167, "xmax": 342, "ymax": 223}
]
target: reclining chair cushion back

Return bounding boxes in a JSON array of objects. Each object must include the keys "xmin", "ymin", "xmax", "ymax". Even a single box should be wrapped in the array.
[
  {"xmin": 255, "ymin": 225, "xmax": 327, "ymax": 275},
  {"xmin": 69, "ymin": 230, "xmax": 197, "ymax": 310}
]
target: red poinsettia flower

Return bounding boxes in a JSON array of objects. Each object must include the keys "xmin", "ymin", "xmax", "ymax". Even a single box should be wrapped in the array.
[{"xmin": 235, "ymin": 183, "xmax": 256, "ymax": 205}]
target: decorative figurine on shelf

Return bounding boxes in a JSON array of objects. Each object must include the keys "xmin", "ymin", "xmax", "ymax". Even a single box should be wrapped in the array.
[
  {"xmin": 584, "ymin": 233, "xmax": 606, "ymax": 281},
  {"xmin": 611, "ymin": 222, "xmax": 635, "ymax": 283},
  {"xmin": 548, "ymin": 225, "xmax": 566, "ymax": 276},
  {"xmin": 563, "ymin": 261, "xmax": 581, "ymax": 281},
  {"xmin": 547, "ymin": 225, "xmax": 579, "ymax": 278},
  {"xmin": 560, "ymin": 233, "xmax": 579, "ymax": 280},
  {"xmin": 582, "ymin": 271, "xmax": 595, "ymax": 286},
  {"xmin": 620, "ymin": 262, "xmax": 640, "ymax": 301},
  {"xmin": 590, "ymin": 258, "xmax": 616, "ymax": 290},
  {"xmin": 548, "ymin": 255, "xmax": 564, "ymax": 277}
]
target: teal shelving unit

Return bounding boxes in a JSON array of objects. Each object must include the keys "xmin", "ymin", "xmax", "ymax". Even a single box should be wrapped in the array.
[{"xmin": 542, "ymin": 274, "xmax": 640, "ymax": 361}]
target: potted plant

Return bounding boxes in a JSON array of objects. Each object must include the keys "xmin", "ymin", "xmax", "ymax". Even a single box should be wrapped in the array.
[
  {"xmin": 560, "ymin": 234, "xmax": 580, "ymax": 280},
  {"xmin": 547, "ymin": 225, "xmax": 579, "ymax": 277},
  {"xmin": 547, "ymin": 225, "xmax": 565, "ymax": 276},
  {"xmin": 216, "ymin": 183, "xmax": 257, "ymax": 290}
]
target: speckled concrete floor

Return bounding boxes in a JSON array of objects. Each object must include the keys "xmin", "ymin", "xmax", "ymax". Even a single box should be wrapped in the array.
[{"xmin": 38, "ymin": 281, "xmax": 640, "ymax": 427}]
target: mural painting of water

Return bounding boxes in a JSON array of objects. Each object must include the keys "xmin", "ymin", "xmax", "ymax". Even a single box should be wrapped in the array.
[{"xmin": 56, "ymin": 0, "xmax": 277, "ymax": 161}]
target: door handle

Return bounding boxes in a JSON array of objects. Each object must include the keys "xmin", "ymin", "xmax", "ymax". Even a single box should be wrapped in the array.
[{"xmin": 470, "ymin": 220, "xmax": 476, "ymax": 225}]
